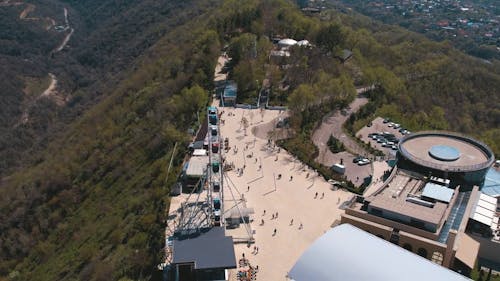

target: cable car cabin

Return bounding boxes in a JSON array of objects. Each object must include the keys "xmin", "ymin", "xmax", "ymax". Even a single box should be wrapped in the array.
[
  {"xmin": 212, "ymin": 142, "xmax": 220, "ymax": 153},
  {"xmin": 212, "ymin": 181, "xmax": 220, "ymax": 192},
  {"xmin": 212, "ymin": 162, "xmax": 220, "ymax": 173},
  {"xmin": 213, "ymin": 198, "xmax": 221, "ymax": 210},
  {"xmin": 214, "ymin": 210, "xmax": 221, "ymax": 226},
  {"xmin": 209, "ymin": 114, "xmax": 218, "ymax": 125},
  {"xmin": 208, "ymin": 106, "xmax": 217, "ymax": 115},
  {"xmin": 210, "ymin": 125, "xmax": 218, "ymax": 136}
]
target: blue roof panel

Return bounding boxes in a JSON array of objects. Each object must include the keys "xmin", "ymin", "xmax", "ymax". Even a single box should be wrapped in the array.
[{"xmin": 482, "ymin": 168, "xmax": 500, "ymax": 198}]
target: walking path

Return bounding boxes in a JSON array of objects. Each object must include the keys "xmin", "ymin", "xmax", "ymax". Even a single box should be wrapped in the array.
[
  {"xmin": 219, "ymin": 104, "xmax": 353, "ymax": 281},
  {"xmin": 311, "ymin": 94, "xmax": 370, "ymax": 183}
]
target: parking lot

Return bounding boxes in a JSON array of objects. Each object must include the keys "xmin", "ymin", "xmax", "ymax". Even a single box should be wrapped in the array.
[{"xmin": 356, "ymin": 117, "xmax": 411, "ymax": 157}]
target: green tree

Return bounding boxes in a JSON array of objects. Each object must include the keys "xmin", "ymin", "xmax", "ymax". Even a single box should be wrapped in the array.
[{"xmin": 316, "ymin": 24, "xmax": 345, "ymax": 54}]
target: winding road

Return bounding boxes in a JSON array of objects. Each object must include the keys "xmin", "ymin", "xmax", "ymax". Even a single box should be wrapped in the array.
[{"xmin": 310, "ymin": 87, "xmax": 373, "ymax": 184}]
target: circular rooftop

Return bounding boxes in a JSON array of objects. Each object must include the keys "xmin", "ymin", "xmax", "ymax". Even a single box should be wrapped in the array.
[{"xmin": 398, "ymin": 131, "xmax": 494, "ymax": 172}]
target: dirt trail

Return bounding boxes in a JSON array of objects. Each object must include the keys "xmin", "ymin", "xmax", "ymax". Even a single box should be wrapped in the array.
[
  {"xmin": 54, "ymin": 27, "xmax": 73, "ymax": 52},
  {"xmin": 52, "ymin": 8, "xmax": 73, "ymax": 53},
  {"xmin": 18, "ymin": 73, "xmax": 65, "ymax": 125},
  {"xmin": 0, "ymin": 0, "xmax": 23, "ymax": 7},
  {"xmin": 41, "ymin": 73, "xmax": 57, "ymax": 97},
  {"xmin": 19, "ymin": 3, "xmax": 35, "ymax": 19}
]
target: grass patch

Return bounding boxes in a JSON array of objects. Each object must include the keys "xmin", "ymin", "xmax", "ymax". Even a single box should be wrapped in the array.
[{"xmin": 23, "ymin": 75, "xmax": 51, "ymax": 97}]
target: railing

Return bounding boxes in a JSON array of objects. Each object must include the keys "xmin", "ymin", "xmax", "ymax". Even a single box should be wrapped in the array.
[{"xmin": 398, "ymin": 131, "xmax": 494, "ymax": 172}]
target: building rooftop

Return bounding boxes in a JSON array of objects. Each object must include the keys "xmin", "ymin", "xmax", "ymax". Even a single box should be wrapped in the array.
[
  {"xmin": 422, "ymin": 182, "xmax": 455, "ymax": 203},
  {"xmin": 399, "ymin": 131, "xmax": 494, "ymax": 172},
  {"xmin": 172, "ymin": 227, "xmax": 236, "ymax": 270},
  {"xmin": 288, "ymin": 224, "xmax": 470, "ymax": 281},
  {"xmin": 185, "ymin": 156, "xmax": 209, "ymax": 177},
  {"xmin": 482, "ymin": 167, "xmax": 500, "ymax": 198},
  {"xmin": 368, "ymin": 170, "xmax": 450, "ymax": 227}
]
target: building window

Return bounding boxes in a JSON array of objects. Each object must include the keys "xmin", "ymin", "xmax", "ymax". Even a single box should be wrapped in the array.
[
  {"xmin": 417, "ymin": 248, "xmax": 428, "ymax": 258},
  {"xmin": 371, "ymin": 208, "xmax": 383, "ymax": 216},
  {"xmin": 431, "ymin": 251, "xmax": 444, "ymax": 265}
]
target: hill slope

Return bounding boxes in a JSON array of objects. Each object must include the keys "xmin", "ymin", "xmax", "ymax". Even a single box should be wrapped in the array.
[{"xmin": 0, "ymin": 0, "xmax": 220, "ymax": 279}]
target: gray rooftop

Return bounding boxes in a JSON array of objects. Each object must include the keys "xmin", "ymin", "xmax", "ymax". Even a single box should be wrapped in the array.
[
  {"xmin": 368, "ymin": 170, "xmax": 448, "ymax": 227},
  {"xmin": 185, "ymin": 156, "xmax": 209, "ymax": 177},
  {"xmin": 288, "ymin": 224, "xmax": 471, "ymax": 281},
  {"xmin": 172, "ymin": 227, "xmax": 236, "ymax": 270},
  {"xmin": 422, "ymin": 183, "xmax": 455, "ymax": 203}
]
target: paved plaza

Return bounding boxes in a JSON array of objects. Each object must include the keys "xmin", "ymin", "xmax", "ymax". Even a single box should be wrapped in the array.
[{"xmin": 218, "ymin": 104, "xmax": 354, "ymax": 281}]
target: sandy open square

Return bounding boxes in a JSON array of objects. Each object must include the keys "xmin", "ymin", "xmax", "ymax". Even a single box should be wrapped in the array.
[{"xmin": 217, "ymin": 104, "xmax": 355, "ymax": 281}]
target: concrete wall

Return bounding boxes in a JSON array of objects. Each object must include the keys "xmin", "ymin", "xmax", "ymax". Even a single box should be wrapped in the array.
[
  {"xmin": 341, "ymin": 213, "xmax": 455, "ymax": 267},
  {"xmin": 344, "ymin": 208, "xmax": 439, "ymax": 240}
]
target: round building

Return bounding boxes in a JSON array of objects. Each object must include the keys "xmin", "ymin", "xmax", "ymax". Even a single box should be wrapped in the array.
[{"xmin": 397, "ymin": 131, "xmax": 495, "ymax": 189}]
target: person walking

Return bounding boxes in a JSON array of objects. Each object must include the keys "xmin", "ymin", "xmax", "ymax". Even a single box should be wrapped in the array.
[
  {"xmin": 275, "ymin": 212, "xmax": 278, "ymax": 219},
  {"xmin": 299, "ymin": 223, "xmax": 303, "ymax": 230},
  {"xmin": 290, "ymin": 219, "xmax": 294, "ymax": 226},
  {"xmin": 315, "ymin": 192, "xmax": 318, "ymax": 199},
  {"xmin": 247, "ymin": 186, "xmax": 250, "ymax": 192},
  {"xmin": 273, "ymin": 228, "xmax": 277, "ymax": 236}
]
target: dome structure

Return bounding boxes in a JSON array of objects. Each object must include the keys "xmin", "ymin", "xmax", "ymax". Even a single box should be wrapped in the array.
[{"xmin": 278, "ymin": 38, "xmax": 297, "ymax": 48}]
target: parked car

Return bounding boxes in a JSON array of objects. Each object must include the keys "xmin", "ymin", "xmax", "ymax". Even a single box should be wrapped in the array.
[
  {"xmin": 383, "ymin": 118, "xmax": 390, "ymax": 123},
  {"xmin": 353, "ymin": 156, "xmax": 364, "ymax": 163},
  {"xmin": 358, "ymin": 159, "xmax": 371, "ymax": 166},
  {"xmin": 393, "ymin": 123, "xmax": 401, "ymax": 129}
]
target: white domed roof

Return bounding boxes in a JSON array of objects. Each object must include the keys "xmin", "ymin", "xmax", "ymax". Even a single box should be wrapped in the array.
[
  {"xmin": 296, "ymin": 40, "xmax": 310, "ymax": 46},
  {"xmin": 278, "ymin": 38, "xmax": 298, "ymax": 46}
]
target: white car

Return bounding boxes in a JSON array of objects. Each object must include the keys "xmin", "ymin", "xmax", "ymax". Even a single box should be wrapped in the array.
[{"xmin": 358, "ymin": 159, "xmax": 371, "ymax": 166}]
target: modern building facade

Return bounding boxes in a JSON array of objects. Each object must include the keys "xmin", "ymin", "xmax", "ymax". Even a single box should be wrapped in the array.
[{"xmin": 341, "ymin": 131, "xmax": 498, "ymax": 275}]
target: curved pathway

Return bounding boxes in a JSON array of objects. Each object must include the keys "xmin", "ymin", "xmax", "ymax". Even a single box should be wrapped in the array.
[{"xmin": 311, "ymin": 89, "xmax": 372, "ymax": 184}]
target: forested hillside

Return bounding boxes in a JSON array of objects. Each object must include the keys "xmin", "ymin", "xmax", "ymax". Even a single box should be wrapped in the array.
[
  {"xmin": 0, "ymin": 0, "xmax": 220, "ymax": 279},
  {"xmin": 0, "ymin": 0, "xmax": 498, "ymax": 280},
  {"xmin": 0, "ymin": 0, "xmax": 208, "ymax": 176}
]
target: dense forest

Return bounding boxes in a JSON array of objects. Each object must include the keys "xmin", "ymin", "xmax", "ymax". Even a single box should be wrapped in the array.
[{"xmin": 0, "ymin": 0, "xmax": 498, "ymax": 280}]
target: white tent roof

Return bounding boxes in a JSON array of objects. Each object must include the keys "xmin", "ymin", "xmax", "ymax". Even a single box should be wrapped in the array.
[
  {"xmin": 296, "ymin": 40, "xmax": 310, "ymax": 46},
  {"xmin": 278, "ymin": 38, "xmax": 297, "ymax": 46},
  {"xmin": 192, "ymin": 149, "xmax": 207, "ymax": 156},
  {"xmin": 288, "ymin": 224, "xmax": 470, "ymax": 281}
]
